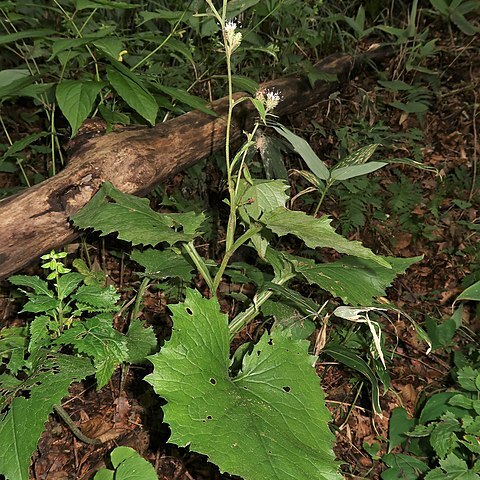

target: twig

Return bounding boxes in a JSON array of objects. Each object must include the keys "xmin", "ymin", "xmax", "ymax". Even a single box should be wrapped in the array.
[{"xmin": 53, "ymin": 404, "xmax": 102, "ymax": 446}]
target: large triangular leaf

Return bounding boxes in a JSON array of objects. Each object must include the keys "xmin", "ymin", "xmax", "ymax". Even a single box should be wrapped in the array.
[
  {"xmin": 0, "ymin": 354, "xmax": 94, "ymax": 480},
  {"xmin": 56, "ymin": 80, "xmax": 104, "ymax": 136},
  {"xmin": 130, "ymin": 248, "xmax": 195, "ymax": 281},
  {"xmin": 262, "ymin": 207, "xmax": 391, "ymax": 268},
  {"xmin": 71, "ymin": 182, "xmax": 205, "ymax": 246},
  {"xmin": 106, "ymin": 63, "xmax": 158, "ymax": 125},
  {"xmin": 146, "ymin": 289, "xmax": 341, "ymax": 480},
  {"xmin": 289, "ymin": 254, "xmax": 421, "ymax": 305},
  {"xmin": 239, "ymin": 179, "xmax": 290, "ymax": 221}
]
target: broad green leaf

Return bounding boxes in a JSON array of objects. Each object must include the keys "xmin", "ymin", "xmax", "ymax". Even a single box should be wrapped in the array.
[
  {"xmin": 130, "ymin": 248, "xmax": 194, "ymax": 281},
  {"xmin": 334, "ymin": 144, "xmax": 380, "ymax": 170},
  {"xmin": 0, "ymin": 74, "xmax": 36, "ymax": 101},
  {"xmin": 0, "ymin": 354, "xmax": 94, "ymax": 480},
  {"xmin": 93, "ymin": 38, "xmax": 125, "ymax": 60},
  {"xmin": 424, "ymin": 453, "xmax": 480, "ymax": 479},
  {"xmin": 322, "ymin": 344, "xmax": 382, "ymax": 416},
  {"xmin": 28, "ymin": 316, "xmax": 51, "ymax": 354},
  {"xmin": 419, "ymin": 392, "xmax": 465, "ymax": 424},
  {"xmin": 95, "ymin": 446, "xmax": 157, "ymax": 480},
  {"xmin": 72, "ymin": 284, "xmax": 120, "ymax": 312},
  {"xmin": 22, "ymin": 295, "xmax": 59, "ymax": 313},
  {"xmin": 377, "ymin": 80, "xmax": 413, "ymax": 91},
  {"xmin": 71, "ymin": 182, "xmax": 205, "ymax": 246},
  {"xmin": 450, "ymin": 10, "xmax": 478, "ymax": 36},
  {"xmin": 9, "ymin": 275, "xmax": 52, "ymax": 297},
  {"xmin": 57, "ymin": 272, "xmax": 83, "ymax": 300},
  {"xmin": 76, "ymin": 0, "xmax": 140, "ymax": 9},
  {"xmin": 231, "ymin": 75, "xmax": 259, "ymax": 94},
  {"xmin": 390, "ymin": 101, "xmax": 429, "ymax": 113},
  {"xmin": 262, "ymin": 207, "xmax": 391, "ymax": 268},
  {"xmin": 55, "ymin": 315, "xmax": 127, "ymax": 389},
  {"xmin": 0, "ymin": 29, "xmax": 55, "ymax": 46},
  {"xmin": 388, "ymin": 408, "xmax": 415, "ymax": 451},
  {"xmin": 430, "ymin": 413, "xmax": 461, "ymax": 458},
  {"xmin": 330, "ymin": 162, "xmax": 387, "ymax": 181},
  {"xmin": 106, "ymin": 64, "xmax": 158, "ymax": 125},
  {"xmin": 56, "ymin": 80, "xmax": 104, "ymax": 137},
  {"xmin": 146, "ymin": 289, "xmax": 341, "ymax": 480},
  {"xmin": 0, "ymin": 327, "xmax": 28, "ymax": 375},
  {"xmin": 457, "ymin": 366, "xmax": 480, "ymax": 392},
  {"xmin": 257, "ymin": 135, "xmax": 289, "ymax": 180},
  {"xmin": 291, "ymin": 255, "xmax": 421, "ymax": 305},
  {"xmin": 271, "ymin": 124, "xmax": 330, "ymax": 180},
  {"xmin": 154, "ymin": 84, "xmax": 217, "ymax": 116},
  {"xmin": 381, "ymin": 453, "xmax": 429, "ymax": 480},
  {"xmin": 125, "ymin": 319, "xmax": 157, "ymax": 364},
  {"xmin": 239, "ymin": 179, "xmax": 290, "ymax": 220},
  {"xmin": 0, "ymin": 132, "xmax": 49, "ymax": 165},
  {"xmin": 457, "ymin": 280, "xmax": 480, "ymax": 302},
  {"xmin": 0, "ymin": 69, "xmax": 30, "ymax": 87}
]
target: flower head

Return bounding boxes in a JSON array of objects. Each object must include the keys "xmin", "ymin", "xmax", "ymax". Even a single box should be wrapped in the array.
[
  {"xmin": 255, "ymin": 88, "xmax": 282, "ymax": 113},
  {"xmin": 224, "ymin": 20, "xmax": 242, "ymax": 53}
]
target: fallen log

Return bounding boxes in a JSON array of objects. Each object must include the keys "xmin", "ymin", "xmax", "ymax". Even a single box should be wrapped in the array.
[{"xmin": 0, "ymin": 46, "xmax": 393, "ymax": 279}]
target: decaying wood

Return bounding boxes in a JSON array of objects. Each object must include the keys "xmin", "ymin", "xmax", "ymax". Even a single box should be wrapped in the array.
[{"xmin": 0, "ymin": 46, "xmax": 393, "ymax": 279}]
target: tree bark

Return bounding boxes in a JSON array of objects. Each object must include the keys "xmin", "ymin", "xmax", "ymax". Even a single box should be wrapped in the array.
[{"xmin": 0, "ymin": 47, "xmax": 392, "ymax": 279}]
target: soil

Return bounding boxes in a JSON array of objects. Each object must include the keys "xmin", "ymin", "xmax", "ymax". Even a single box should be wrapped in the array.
[{"xmin": 0, "ymin": 25, "xmax": 478, "ymax": 480}]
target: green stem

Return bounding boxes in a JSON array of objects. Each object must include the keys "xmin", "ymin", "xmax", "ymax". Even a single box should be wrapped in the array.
[
  {"xmin": 131, "ymin": 277, "xmax": 150, "ymax": 321},
  {"xmin": 313, "ymin": 182, "xmax": 331, "ymax": 217},
  {"xmin": 228, "ymin": 274, "xmax": 294, "ymax": 338},
  {"xmin": 183, "ymin": 242, "xmax": 215, "ymax": 294},
  {"xmin": 212, "ymin": 224, "xmax": 262, "ymax": 293}
]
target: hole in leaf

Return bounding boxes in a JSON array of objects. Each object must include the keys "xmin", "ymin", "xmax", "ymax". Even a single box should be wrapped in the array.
[
  {"xmin": 268, "ymin": 338, "xmax": 273, "ymax": 346},
  {"xmin": 243, "ymin": 386, "xmax": 248, "ymax": 389},
  {"xmin": 209, "ymin": 378, "xmax": 216, "ymax": 385},
  {"xmin": 282, "ymin": 386, "xmax": 291, "ymax": 393},
  {"xmin": 206, "ymin": 415, "xmax": 213, "ymax": 420},
  {"xmin": 185, "ymin": 307, "xmax": 193, "ymax": 315},
  {"xmin": 256, "ymin": 350, "xmax": 261, "ymax": 356}
]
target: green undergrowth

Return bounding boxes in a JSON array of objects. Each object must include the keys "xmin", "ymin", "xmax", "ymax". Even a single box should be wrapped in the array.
[{"xmin": 0, "ymin": 0, "xmax": 478, "ymax": 479}]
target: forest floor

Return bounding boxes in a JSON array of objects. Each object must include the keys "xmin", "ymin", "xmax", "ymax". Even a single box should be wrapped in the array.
[{"xmin": 0, "ymin": 26, "xmax": 479, "ymax": 480}]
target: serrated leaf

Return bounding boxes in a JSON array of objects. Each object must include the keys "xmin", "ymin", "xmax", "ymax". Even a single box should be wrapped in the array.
[
  {"xmin": 271, "ymin": 124, "xmax": 330, "ymax": 180},
  {"xmin": 106, "ymin": 64, "xmax": 158, "ymax": 125},
  {"xmin": 71, "ymin": 182, "xmax": 205, "ymax": 246},
  {"xmin": 425, "ymin": 453, "xmax": 480, "ymax": 479},
  {"xmin": 239, "ymin": 179, "xmax": 290, "ymax": 220},
  {"xmin": 56, "ymin": 80, "xmax": 104, "ymax": 137},
  {"xmin": 22, "ymin": 295, "xmax": 59, "ymax": 313},
  {"xmin": 125, "ymin": 319, "xmax": 157, "ymax": 364},
  {"xmin": 130, "ymin": 248, "xmax": 194, "ymax": 281},
  {"xmin": 0, "ymin": 327, "xmax": 28, "ymax": 375},
  {"xmin": 9, "ymin": 275, "xmax": 53, "ymax": 297},
  {"xmin": 57, "ymin": 272, "xmax": 83, "ymax": 300},
  {"xmin": 262, "ymin": 207, "xmax": 391, "ymax": 268},
  {"xmin": 0, "ymin": 354, "xmax": 94, "ymax": 480},
  {"xmin": 146, "ymin": 289, "xmax": 341, "ymax": 480},
  {"xmin": 28, "ymin": 316, "xmax": 51, "ymax": 354},
  {"xmin": 72, "ymin": 284, "xmax": 120, "ymax": 311},
  {"xmin": 430, "ymin": 414, "xmax": 461, "ymax": 459},
  {"xmin": 291, "ymin": 255, "xmax": 421, "ymax": 305},
  {"xmin": 154, "ymin": 84, "xmax": 217, "ymax": 116},
  {"xmin": 55, "ymin": 315, "xmax": 127, "ymax": 389}
]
